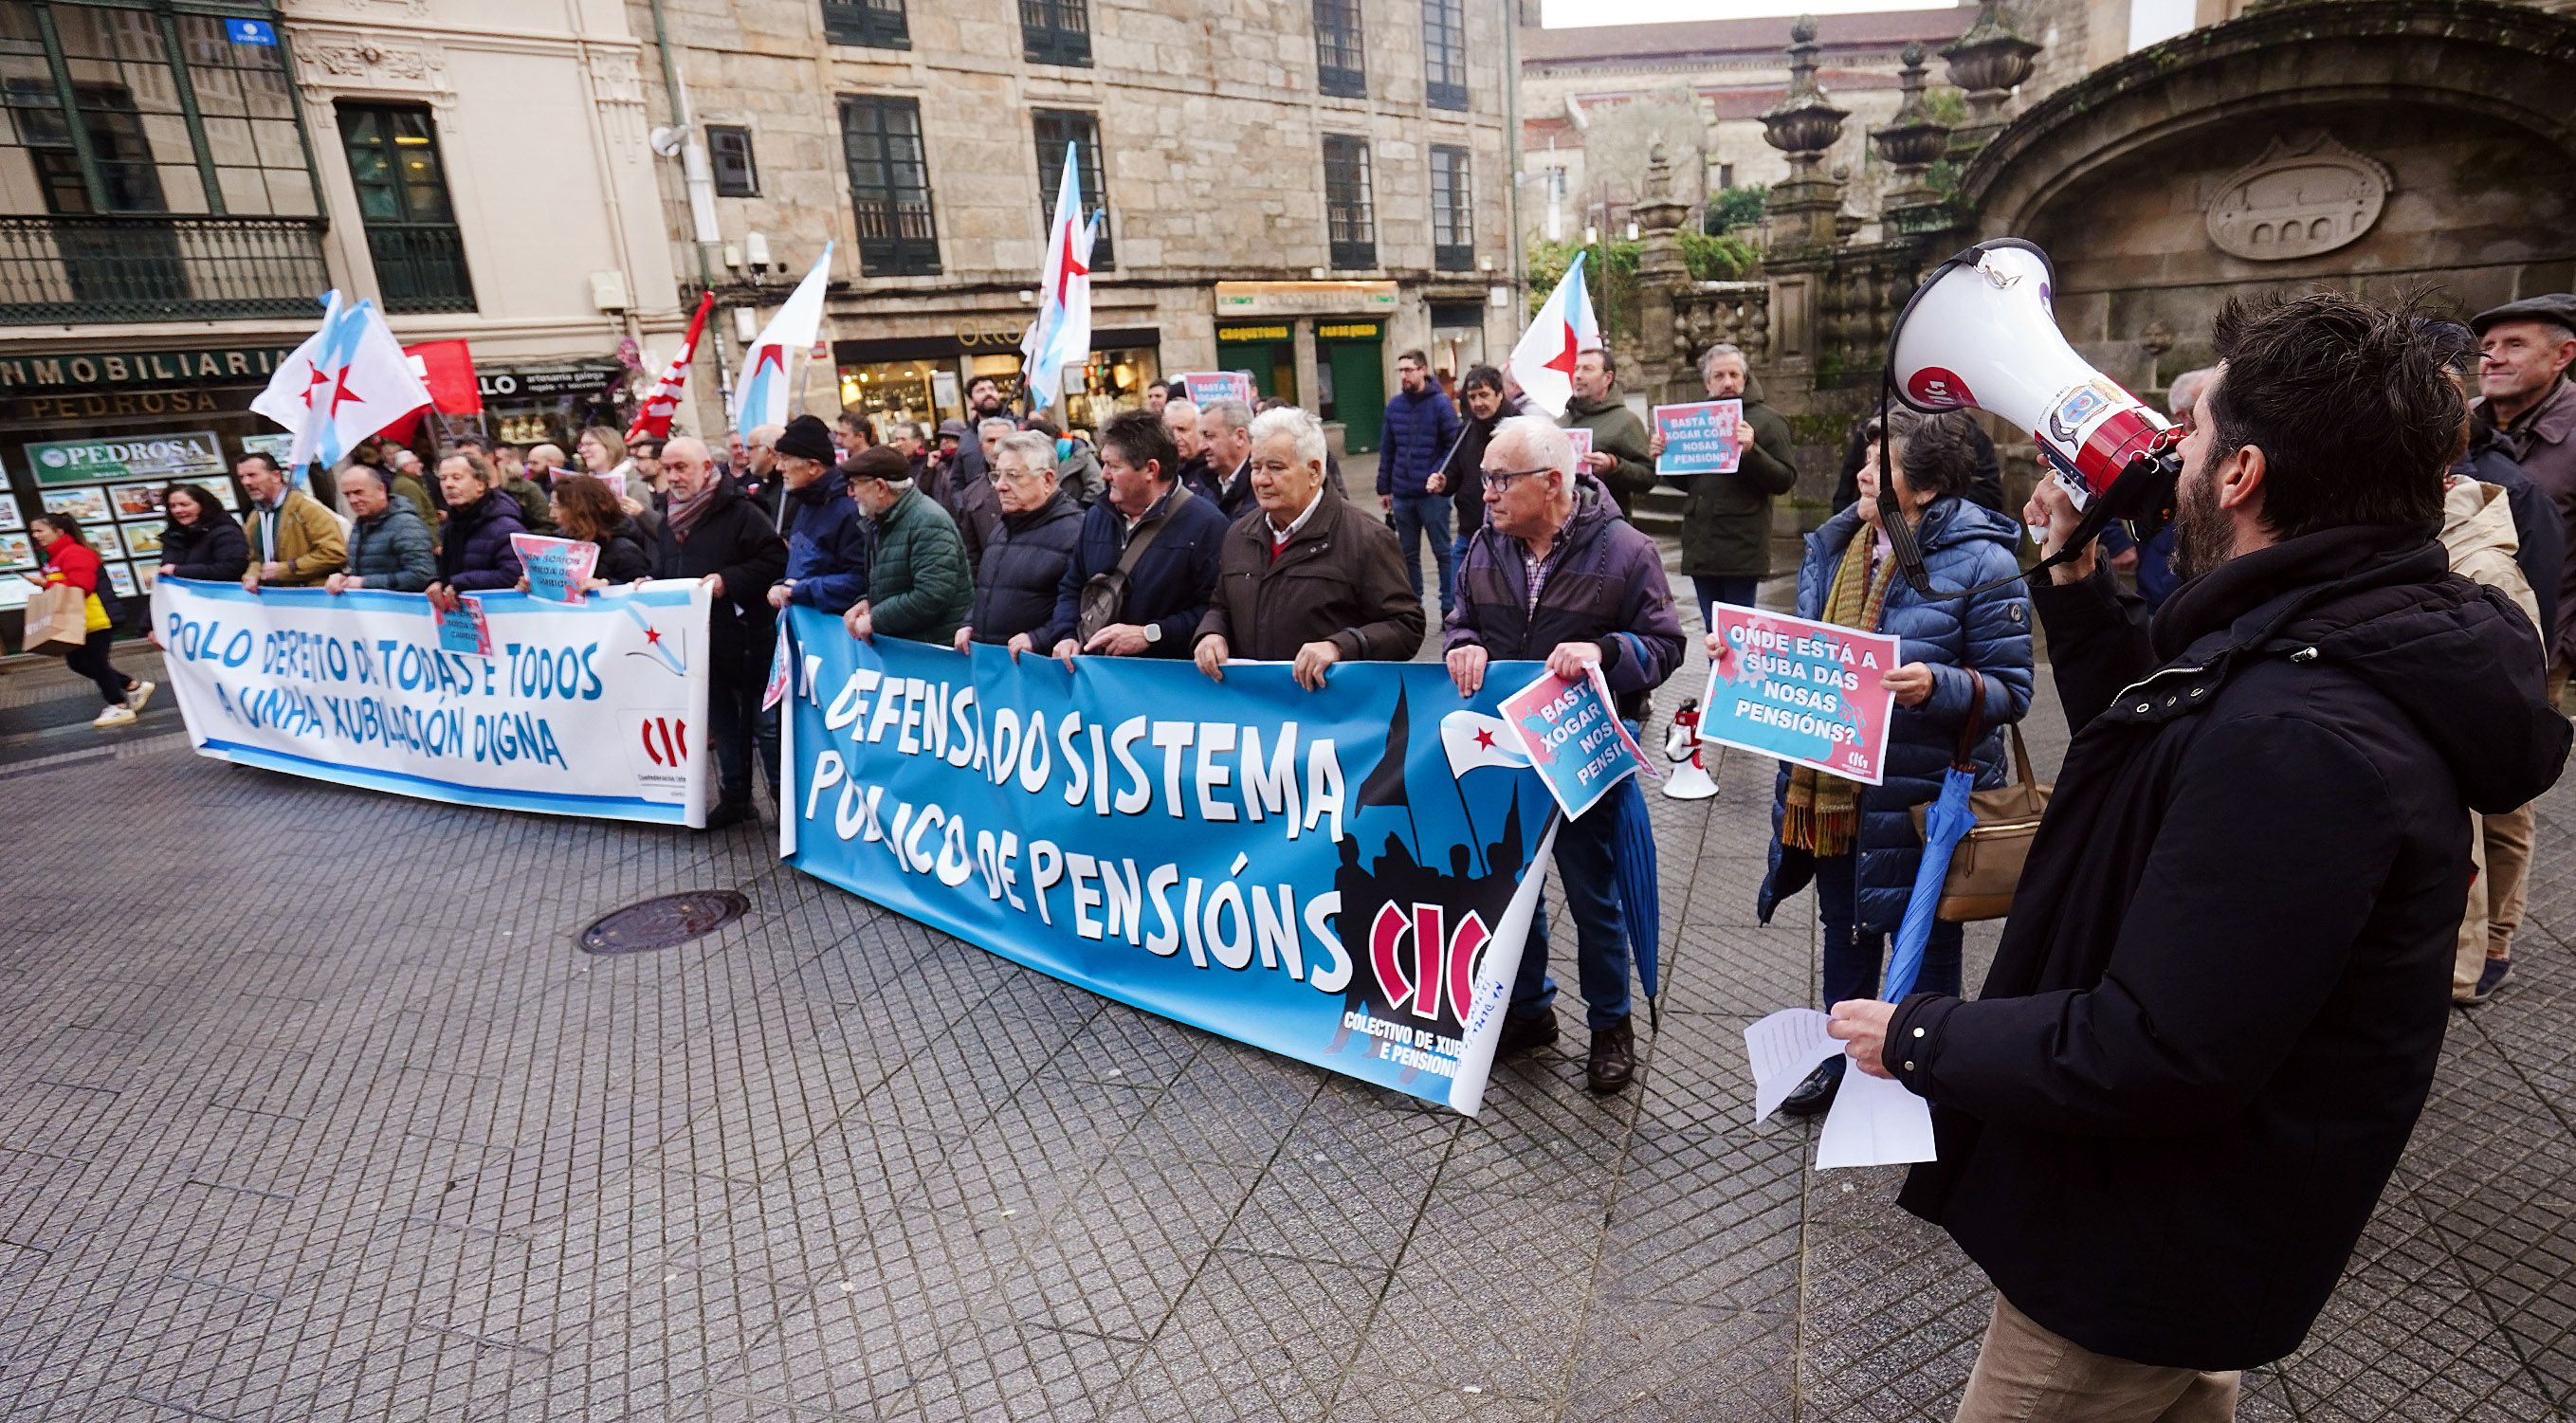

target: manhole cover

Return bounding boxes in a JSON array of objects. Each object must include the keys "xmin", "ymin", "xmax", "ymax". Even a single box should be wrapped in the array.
[{"xmin": 578, "ymin": 891, "xmax": 750, "ymax": 955}]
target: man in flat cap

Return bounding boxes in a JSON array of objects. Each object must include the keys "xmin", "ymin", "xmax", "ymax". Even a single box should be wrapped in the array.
[{"xmin": 2473, "ymin": 293, "xmax": 2576, "ymax": 702}]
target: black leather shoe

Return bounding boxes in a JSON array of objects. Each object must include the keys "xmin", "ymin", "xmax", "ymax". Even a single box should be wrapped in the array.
[
  {"xmin": 701, "ymin": 801, "xmax": 752, "ymax": 831},
  {"xmin": 1586, "ymin": 1016, "xmax": 1636, "ymax": 1094},
  {"xmin": 1495, "ymin": 1011, "xmax": 1561, "ymax": 1057},
  {"xmin": 1779, "ymin": 1056, "xmax": 1845, "ymax": 1117}
]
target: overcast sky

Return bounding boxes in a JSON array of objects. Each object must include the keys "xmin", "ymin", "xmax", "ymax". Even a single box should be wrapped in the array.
[{"xmin": 1539, "ymin": 0, "xmax": 1956, "ymax": 26}]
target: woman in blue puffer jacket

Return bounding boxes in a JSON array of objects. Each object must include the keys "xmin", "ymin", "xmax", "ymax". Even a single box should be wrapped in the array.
[{"xmin": 1746, "ymin": 408, "xmax": 2033, "ymax": 1116}]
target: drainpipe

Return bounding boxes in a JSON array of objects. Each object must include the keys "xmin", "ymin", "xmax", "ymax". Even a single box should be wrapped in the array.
[
  {"xmin": 646, "ymin": 0, "xmax": 732, "ymax": 408},
  {"xmin": 1505, "ymin": 4, "xmax": 1526, "ymax": 297}
]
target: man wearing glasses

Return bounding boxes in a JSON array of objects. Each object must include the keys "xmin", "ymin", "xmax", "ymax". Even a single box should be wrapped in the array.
[
  {"xmin": 956, "ymin": 430, "xmax": 1086, "ymax": 651},
  {"xmin": 1445, "ymin": 416, "xmax": 1686, "ymax": 1093}
]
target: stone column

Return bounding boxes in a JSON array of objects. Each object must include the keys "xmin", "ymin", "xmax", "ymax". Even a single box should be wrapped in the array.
[{"xmin": 1630, "ymin": 140, "xmax": 1694, "ymax": 402}]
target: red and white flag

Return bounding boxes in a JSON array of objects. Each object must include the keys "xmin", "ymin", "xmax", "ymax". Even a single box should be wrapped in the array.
[
  {"xmin": 628, "ymin": 290, "xmax": 716, "ymax": 443},
  {"xmin": 1507, "ymin": 251, "xmax": 1600, "ymax": 420}
]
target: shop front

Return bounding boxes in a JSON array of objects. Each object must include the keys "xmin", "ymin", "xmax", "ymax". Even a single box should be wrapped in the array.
[
  {"xmin": 833, "ymin": 324, "xmax": 1160, "ymax": 440},
  {"xmin": 1214, "ymin": 323, "xmax": 1297, "ymax": 404},
  {"xmin": 473, "ymin": 362, "xmax": 630, "ymax": 450},
  {"xmin": 1315, "ymin": 320, "xmax": 1388, "ymax": 453},
  {"xmin": 0, "ymin": 343, "xmax": 295, "ymax": 644},
  {"xmin": 1209, "ymin": 282, "xmax": 1400, "ymax": 453}
]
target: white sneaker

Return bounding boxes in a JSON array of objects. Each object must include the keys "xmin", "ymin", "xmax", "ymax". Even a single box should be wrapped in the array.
[
  {"xmin": 92, "ymin": 704, "xmax": 137, "ymax": 728},
  {"xmin": 127, "ymin": 680, "xmax": 155, "ymax": 714}
]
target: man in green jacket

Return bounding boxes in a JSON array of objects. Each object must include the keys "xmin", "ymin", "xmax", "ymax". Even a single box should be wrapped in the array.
[
  {"xmin": 1648, "ymin": 342, "xmax": 1800, "ymax": 626},
  {"xmin": 1563, "ymin": 348, "xmax": 1656, "ymax": 518},
  {"xmin": 840, "ymin": 446, "xmax": 974, "ymax": 645}
]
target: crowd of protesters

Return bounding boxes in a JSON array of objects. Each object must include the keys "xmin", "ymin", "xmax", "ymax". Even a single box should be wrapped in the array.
[{"xmin": 21, "ymin": 270, "xmax": 2576, "ymax": 1423}]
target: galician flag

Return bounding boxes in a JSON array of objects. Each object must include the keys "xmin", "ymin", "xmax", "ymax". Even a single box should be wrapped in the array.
[
  {"xmin": 734, "ymin": 244, "xmax": 833, "ymax": 438},
  {"xmin": 251, "ymin": 291, "xmax": 432, "ymax": 473},
  {"xmin": 629, "ymin": 290, "xmax": 716, "ymax": 443},
  {"xmin": 1507, "ymin": 251, "xmax": 1600, "ymax": 420},
  {"xmin": 1019, "ymin": 143, "xmax": 1096, "ymax": 413},
  {"xmin": 1441, "ymin": 709, "xmax": 1533, "ymax": 775}
]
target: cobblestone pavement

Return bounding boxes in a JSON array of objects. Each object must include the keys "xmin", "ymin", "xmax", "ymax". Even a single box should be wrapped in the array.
[{"xmin": 2, "ymin": 632, "xmax": 2572, "ymax": 1422}]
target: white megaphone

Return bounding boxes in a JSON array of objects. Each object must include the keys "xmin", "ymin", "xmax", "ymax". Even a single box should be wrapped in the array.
[
  {"xmin": 1662, "ymin": 698, "xmax": 1721, "ymax": 801},
  {"xmin": 1888, "ymin": 239, "xmax": 2181, "ymax": 554}
]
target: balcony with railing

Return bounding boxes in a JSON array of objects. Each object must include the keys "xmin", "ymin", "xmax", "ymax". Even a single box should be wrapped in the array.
[
  {"xmin": 0, "ymin": 214, "xmax": 331, "ymax": 325},
  {"xmin": 360, "ymin": 222, "xmax": 476, "ymax": 314}
]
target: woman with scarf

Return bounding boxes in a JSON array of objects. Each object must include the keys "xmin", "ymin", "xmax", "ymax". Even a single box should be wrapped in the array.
[
  {"xmin": 1749, "ymin": 408, "xmax": 2032, "ymax": 1116},
  {"xmin": 155, "ymin": 483, "xmax": 248, "ymax": 582}
]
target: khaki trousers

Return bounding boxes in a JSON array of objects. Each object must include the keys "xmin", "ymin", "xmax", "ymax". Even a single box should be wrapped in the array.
[
  {"xmin": 2457, "ymin": 804, "xmax": 2535, "ymax": 998},
  {"xmin": 1955, "ymin": 1294, "xmax": 2241, "ymax": 1423}
]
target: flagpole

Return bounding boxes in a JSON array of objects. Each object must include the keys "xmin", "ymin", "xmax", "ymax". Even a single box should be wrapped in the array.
[{"xmin": 1446, "ymin": 765, "xmax": 1487, "ymax": 877}]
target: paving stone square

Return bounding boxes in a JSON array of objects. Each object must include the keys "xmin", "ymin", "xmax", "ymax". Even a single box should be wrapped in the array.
[{"xmin": 1, "ymin": 635, "xmax": 2571, "ymax": 1421}]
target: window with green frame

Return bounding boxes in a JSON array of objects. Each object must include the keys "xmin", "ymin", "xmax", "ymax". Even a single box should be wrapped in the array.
[
  {"xmin": 337, "ymin": 101, "xmax": 475, "ymax": 313},
  {"xmin": 0, "ymin": 2, "xmax": 316, "ymax": 218}
]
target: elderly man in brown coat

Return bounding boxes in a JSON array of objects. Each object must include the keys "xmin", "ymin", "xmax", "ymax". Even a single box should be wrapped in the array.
[{"xmin": 1193, "ymin": 406, "xmax": 1424, "ymax": 688}]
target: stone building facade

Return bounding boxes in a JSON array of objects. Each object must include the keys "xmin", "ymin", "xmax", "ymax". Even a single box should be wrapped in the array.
[
  {"xmin": 0, "ymin": 0, "xmax": 682, "ymax": 634},
  {"xmin": 630, "ymin": 0, "xmax": 1519, "ymax": 452},
  {"xmin": 1515, "ymin": 5, "xmax": 1977, "ymax": 248}
]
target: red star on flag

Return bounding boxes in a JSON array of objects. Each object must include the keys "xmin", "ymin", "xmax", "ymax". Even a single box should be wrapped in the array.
[
  {"xmin": 1543, "ymin": 321, "xmax": 1580, "ymax": 379},
  {"xmin": 326, "ymin": 364, "xmax": 367, "ymax": 417},
  {"xmin": 298, "ymin": 362, "xmax": 330, "ymax": 410},
  {"xmin": 750, "ymin": 345, "xmax": 787, "ymax": 378},
  {"xmin": 1473, "ymin": 728, "xmax": 1496, "ymax": 750},
  {"xmin": 644, "ymin": 626, "xmax": 663, "ymax": 646},
  {"xmin": 1052, "ymin": 237, "xmax": 1088, "ymax": 303}
]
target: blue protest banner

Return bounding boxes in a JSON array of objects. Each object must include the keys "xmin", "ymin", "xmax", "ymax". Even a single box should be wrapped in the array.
[
  {"xmin": 778, "ymin": 611, "xmax": 1559, "ymax": 1114},
  {"xmin": 1652, "ymin": 399, "xmax": 1745, "ymax": 476}
]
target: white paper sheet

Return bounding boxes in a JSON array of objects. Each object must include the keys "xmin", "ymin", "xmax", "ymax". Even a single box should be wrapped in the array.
[
  {"xmin": 1743, "ymin": 1008, "xmax": 1844, "ymax": 1125},
  {"xmin": 1814, "ymin": 1062, "xmax": 1938, "ymax": 1169}
]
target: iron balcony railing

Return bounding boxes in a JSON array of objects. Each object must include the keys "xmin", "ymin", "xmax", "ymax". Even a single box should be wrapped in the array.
[
  {"xmin": 0, "ymin": 214, "xmax": 330, "ymax": 325},
  {"xmin": 359, "ymin": 222, "xmax": 476, "ymax": 314}
]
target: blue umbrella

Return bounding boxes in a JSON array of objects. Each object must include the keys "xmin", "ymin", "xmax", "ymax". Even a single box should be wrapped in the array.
[
  {"xmin": 1605, "ymin": 779, "xmax": 1664, "ymax": 1030},
  {"xmin": 1884, "ymin": 765, "xmax": 1977, "ymax": 1001}
]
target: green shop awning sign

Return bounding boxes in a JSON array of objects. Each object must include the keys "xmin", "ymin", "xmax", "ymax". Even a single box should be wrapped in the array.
[{"xmin": 27, "ymin": 430, "xmax": 227, "ymax": 485}]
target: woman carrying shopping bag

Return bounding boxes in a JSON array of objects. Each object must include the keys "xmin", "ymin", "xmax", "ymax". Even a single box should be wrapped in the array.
[
  {"xmin": 1747, "ymin": 409, "xmax": 2033, "ymax": 1116},
  {"xmin": 25, "ymin": 515, "xmax": 153, "ymax": 727}
]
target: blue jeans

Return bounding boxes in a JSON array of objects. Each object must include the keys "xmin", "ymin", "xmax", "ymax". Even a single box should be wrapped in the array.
[
  {"xmin": 1389, "ymin": 493, "xmax": 1455, "ymax": 615},
  {"xmin": 1508, "ymin": 772, "xmax": 1641, "ymax": 1031},
  {"xmin": 1692, "ymin": 575, "xmax": 1761, "ymax": 629},
  {"xmin": 1813, "ymin": 848, "xmax": 1963, "ymax": 1006}
]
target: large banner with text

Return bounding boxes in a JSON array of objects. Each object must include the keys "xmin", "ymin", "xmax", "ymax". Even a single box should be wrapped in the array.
[
  {"xmin": 153, "ymin": 577, "xmax": 711, "ymax": 826},
  {"xmin": 778, "ymin": 608, "xmax": 1560, "ymax": 1114}
]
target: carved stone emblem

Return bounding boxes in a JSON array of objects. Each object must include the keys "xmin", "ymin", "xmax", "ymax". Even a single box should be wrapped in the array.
[{"xmin": 2205, "ymin": 133, "xmax": 2390, "ymax": 261}]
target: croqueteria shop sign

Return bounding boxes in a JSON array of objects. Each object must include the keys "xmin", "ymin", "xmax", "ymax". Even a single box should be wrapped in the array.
[{"xmin": 776, "ymin": 610, "xmax": 1562, "ymax": 1114}]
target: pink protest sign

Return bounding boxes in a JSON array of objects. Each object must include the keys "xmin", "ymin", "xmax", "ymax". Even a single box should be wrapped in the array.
[{"xmin": 1700, "ymin": 605, "xmax": 1900, "ymax": 785}]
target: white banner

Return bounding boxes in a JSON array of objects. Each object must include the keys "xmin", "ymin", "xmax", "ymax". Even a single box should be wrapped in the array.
[{"xmin": 151, "ymin": 577, "xmax": 712, "ymax": 827}]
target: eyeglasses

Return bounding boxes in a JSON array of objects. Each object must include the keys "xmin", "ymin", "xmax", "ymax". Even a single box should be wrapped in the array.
[
  {"xmin": 1481, "ymin": 467, "xmax": 1557, "ymax": 493},
  {"xmin": 990, "ymin": 466, "xmax": 1045, "ymax": 484}
]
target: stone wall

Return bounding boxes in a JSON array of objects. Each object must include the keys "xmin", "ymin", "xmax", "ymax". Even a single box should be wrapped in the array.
[{"xmin": 627, "ymin": 0, "xmax": 1521, "ymax": 433}]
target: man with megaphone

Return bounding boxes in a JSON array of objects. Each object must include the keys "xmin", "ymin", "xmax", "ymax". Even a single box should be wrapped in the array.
[{"xmin": 1823, "ymin": 270, "xmax": 2569, "ymax": 1420}]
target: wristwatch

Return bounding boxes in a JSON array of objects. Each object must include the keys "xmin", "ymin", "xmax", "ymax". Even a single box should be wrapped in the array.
[{"xmin": 1143, "ymin": 623, "xmax": 1162, "ymax": 646}]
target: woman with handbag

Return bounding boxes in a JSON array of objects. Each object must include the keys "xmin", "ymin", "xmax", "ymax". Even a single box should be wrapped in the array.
[
  {"xmin": 26, "ymin": 515, "xmax": 153, "ymax": 727},
  {"xmin": 1745, "ymin": 409, "xmax": 2033, "ymax": 1116}
]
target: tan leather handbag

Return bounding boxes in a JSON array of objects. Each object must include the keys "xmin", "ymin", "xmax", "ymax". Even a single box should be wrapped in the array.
[{"xmin": 1909, "ymin": 672, "xmax": 2050, "ymax": 922}]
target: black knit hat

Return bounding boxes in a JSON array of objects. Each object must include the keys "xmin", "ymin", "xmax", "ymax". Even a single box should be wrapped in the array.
[{"xmin": 776, "ymin": 413, "xmax": 835, "ymax": 464}]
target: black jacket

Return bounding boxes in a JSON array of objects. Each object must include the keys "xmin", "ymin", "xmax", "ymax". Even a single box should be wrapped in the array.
[
  {"xmin": 1888, "ymin": 522, "xmax": 2569, "ymax": 1371},
  {"xmin": 1033, "ymin": 483, "xmax": 1231, "ymax": 655},
  {"xmin": 654, "ymin": 483, "xmax": 788, "ymax": 684},
  {"xmin": 970, "ymin": 492, "xmax": 1084, "ymax": 644},
  {"xmin": 436, "ymin": 489, "xmax": 527, "ymax": 593},
  {"xmin": 2457, "ymin": 424, "xmax": 2564, "ymax": 658},
  {"xmin": 594, "ymin": 517, "xmax": 656, "ymax": 584},
  {"xmin": 160, "ymin": 513, "xmax": 248, "ymax": 580}
]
